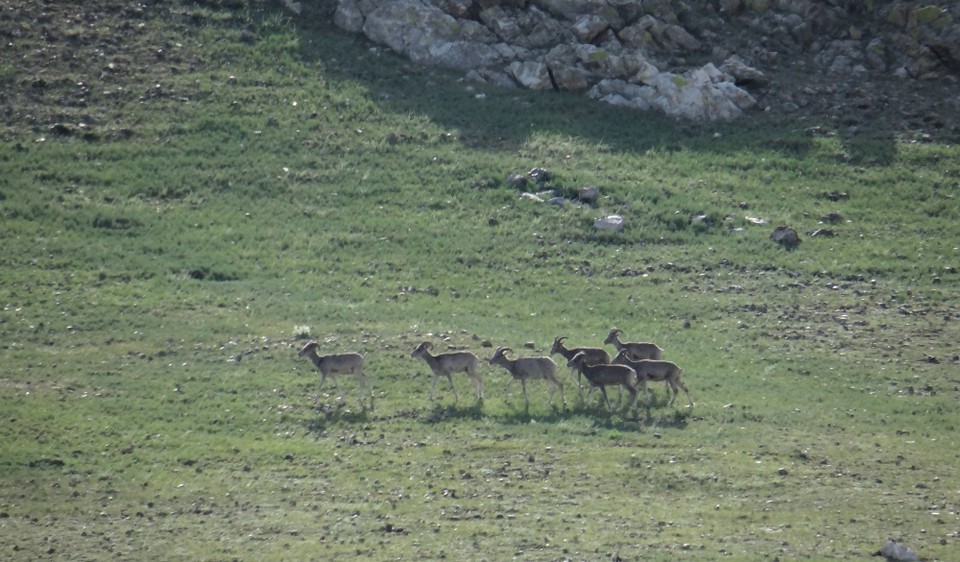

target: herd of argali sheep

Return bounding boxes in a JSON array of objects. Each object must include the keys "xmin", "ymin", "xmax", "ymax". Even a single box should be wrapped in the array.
[{"xmin": 297, "ymin": 328, "xmax": 693, "ymax": 412}]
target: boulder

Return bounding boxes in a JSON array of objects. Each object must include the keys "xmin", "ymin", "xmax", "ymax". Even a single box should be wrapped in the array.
[
  {"xmin": 333, "ymin": 0, "xmax": 364, "ymax": 32},
  {"xmin": 550, "ymin": 64, "xmax": 590, "ymax": 91},
  {"xmin": 571, "ymin": 14, "xmax": 612, "ymax": 43},
  {"xmin": 363, "ymin": 1, "xmax": 502, "ymax": 69},
  {"xmin": 719, "ymin": 55, "xmax": 768, "ymax": 87},
  {"xmin": 875, "ymin": 539, "xmax": 921, "ymax": 562},
  {"xmin": 507, "ymin": 61, "xmax": 554, "ymax": 89},
  {"xmin": 535, "ymin": 0, "xmax": 620, "ymax": 22},
  {"xmin": 479, "ymin": 6, "xmax": 529, "ymax": 47},
  {"xmin": 771, "ymin": 226, "xmax": 801, "ymax": 249},
  {"xmin": 928, "ymin": 24, "xmax": 960, "ymax": 71},
  {"xmin": 578, "ymin": 186, "xmax": 600, "ymax": 205},
  {"xmin": 594, "ymin": 215, "xmax": 625, "ymax": 231}
]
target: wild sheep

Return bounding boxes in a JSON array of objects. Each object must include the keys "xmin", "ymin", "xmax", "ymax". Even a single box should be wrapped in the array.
[
  {"xmin": 604, "ymin": 328, "xmax": 663, "ymax": 360},
  {"xmin": 411, "ymin": 341, "xmax": 483, "ymax": 402},
  {"xmin": 488, "ymin": 347, "xmax": 564, "ymax": 407},
  {"xmin": 612, "ymin": 350, "xmax": 694, "ymax": 407},
  {"xmin": 297, "ymin": 340, "xmax": 373, "ymax": 408},
  {"xmin": 550, "ymin": 336, "xmax": 611, "ymax": 389},
  {"xmin": 566, "ymin": 351, "xmax": 638, "ymax": 412}
]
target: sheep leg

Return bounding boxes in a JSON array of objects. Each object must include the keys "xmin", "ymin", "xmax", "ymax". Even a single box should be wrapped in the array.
[
  {"xmin": 549, "ymin": 377, "xmax": 564, "ymax": 406},
  {"xmin": 585, "ymin": 384, "xmax": 597, "ymax": 405},
  {"xmin": 357, "ymin": 374, "xmax": 371, "ymax": 409},
  {"xmin": 571, "ymin": 368, "xmax": 584, "ymax": 392},
  {"xmin": 315, "ymin": 372, "xmax": 331, "ymax": 401},
  {"xmin": 448, "ymin": 375, "xmax": 460, "ymax": 403},
  {"xmin": 637, "ymin": 377, "xmax": 651, "ymax": 405},
  {"xmin": 676, "ymin": 378, "xmax": 693, "ymax": 407},
  {"xmin": 429, "ymin": 376, "xmax": 440, "ymax": 401},
  {"xmin": 625, "ymin": 384, "xmax": 638, "ymax": 411},
  {"xmin": 599, "ymin": 385, "xmax": 613, "ymax": 412},
  {"xmin": 665, "ymin": 376, "xmax": 690, "ymax": 407},
  {"xmin": 504, "ymin": 377, "xmax": 516, "ymax": 397},
  {"xmin": 520, "ymin": 379, "xmax": 529, "ymax": 408},
  {"xmin": 470, "ymin": 370, "xmax": 483, "ymax": 400},
  {"xmin": 363, "ymin": 372, "xmax": 375, "ymax": 399}
]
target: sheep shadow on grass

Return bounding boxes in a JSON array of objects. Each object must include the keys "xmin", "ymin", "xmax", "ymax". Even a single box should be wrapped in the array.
[
  {"xmin": 422, "ymin": 401, "xmax": 485, "ymax": 424},
  {"xmin": 298, "ymin": 400, "xmax": 372, "ymax": 436}
]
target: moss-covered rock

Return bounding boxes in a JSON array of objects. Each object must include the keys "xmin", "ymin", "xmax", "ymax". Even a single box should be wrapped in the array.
[
  {"xmin": 749, "ymin": 0, "xmax": 771, "ymax": 15},
  {"xmin": 885, "ymin": 5, "xmax": 909, "ymax": 28},
  {"xmin": 911, "ymin": 5, "xmax": 952, "ymax": 30}
]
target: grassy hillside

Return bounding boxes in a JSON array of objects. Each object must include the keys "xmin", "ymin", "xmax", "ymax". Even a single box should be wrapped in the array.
[{"xmin": 1, "ymin": 1, "xmax": 958, "ymax": 560}]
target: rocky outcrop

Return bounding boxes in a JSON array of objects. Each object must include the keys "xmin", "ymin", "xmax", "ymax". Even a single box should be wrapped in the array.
[{"xmin": 330, "ymin": 0, "xmax": 960, "ymax": 122}]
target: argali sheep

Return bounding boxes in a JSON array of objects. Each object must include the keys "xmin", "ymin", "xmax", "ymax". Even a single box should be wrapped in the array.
[
  {"xmin": 410, "ymin": 341, "xmax": 483, "ymax": 402},
  {"xmin": 566, "ymin": 351, "xmax": 639, "ymax": 412},
  {"xmin": 550, "ymin": 336, "xmax": 611, "ymax": 390},
  {"xmin": 604, "ymin": 328, "xmax": 663, "ymax": 361},
  {"xmin": 604, "ymin": 328, "xmax": 667, "ymax": 392},
  {"xmin": 612, "ymin": 350, "xmax": 694, "ymax": 407},
  {"xmin": 297, "ymin": 340, "xmax": 373, "ymax": 408},
  {"xmin": 488, "ymin": 347, "xmax": 564, "ymax": 407}
]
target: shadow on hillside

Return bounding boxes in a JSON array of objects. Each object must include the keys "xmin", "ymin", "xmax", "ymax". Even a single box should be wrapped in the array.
[{"xmin": 288, "ymin": 14, "xmax": 907, "ymax": 166}]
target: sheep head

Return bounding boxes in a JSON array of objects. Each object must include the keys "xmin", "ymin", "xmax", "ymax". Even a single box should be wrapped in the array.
[
  {"xmin": 603, "ymin": 328, "xmax": 622, "ymax": 344},
  {"xmin": 550, "ymin": 336, "xmax": 568, "ymax": 354},
  {"xmin": 298, "ymin": 340, "xmax": 319, "ymax": 356},
  {"xmin": 411, "ymin": 341, "xmax": 433, "ymax": 357},
  {"xmin": 489, "ymin": 347, "xmax": 513, "ymax": 364}
]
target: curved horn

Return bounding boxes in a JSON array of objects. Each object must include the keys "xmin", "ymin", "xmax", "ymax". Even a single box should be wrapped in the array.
[{"xmin": 490, "ymin": 346, "xmax": 512, "ymax": 363}]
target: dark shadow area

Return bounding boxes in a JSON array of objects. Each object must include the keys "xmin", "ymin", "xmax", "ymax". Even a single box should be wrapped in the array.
[
  {"xmin": 279, "ymin": 11, "xmax": 960, "ymax": 168},
  {"xmin": 289, "ymin": 14, "xmax": 820, "ymax": 159}
]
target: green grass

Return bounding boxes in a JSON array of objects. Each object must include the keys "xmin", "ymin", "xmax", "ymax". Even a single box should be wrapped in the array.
[{"xmin": 1, "ymin": 1, "xmax": 958, "ymax": 560}]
